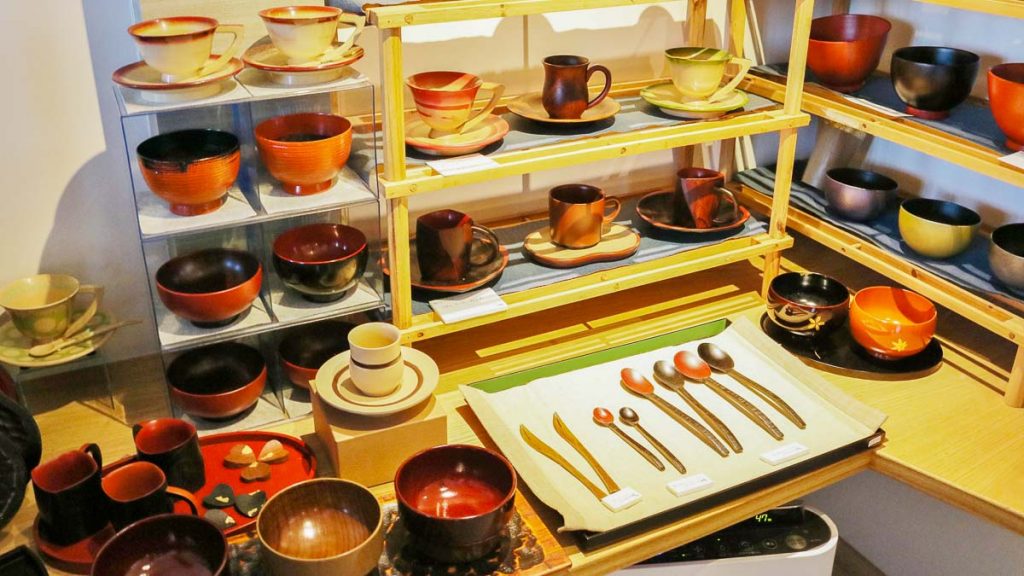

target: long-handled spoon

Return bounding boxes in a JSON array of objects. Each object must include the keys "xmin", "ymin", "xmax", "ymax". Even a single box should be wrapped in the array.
[
  {"xmin": 653, "ymin": 360, "xmax": 743, "ymax": 454},
  {"xmin": 620, "ymin": 368, "xmax": 729, "ymax": 457},
  {"xmin": 697, "ymin": 342, "xmax": 806, "ymax": 429},
  {"xmin": 520, "ymin": 425, "xmax": 606, "ymax": 500},
  {"xmin": 618, "ymin": 407, "xmax": 686, "ymax": 474},
  {"xmin": 552, "ymin": 413, "xmax": 619, "ymax": 494},
  {"xmin": 673, "ymin": 351, "xmax": 784, "ymax": 441},
  {"xmin": 592, "ymin": 407, "xmax": 664, "ymax": 471},
  {"xmin": 28, "ymin": 320, "xmax": 141, "ymax": 358}
]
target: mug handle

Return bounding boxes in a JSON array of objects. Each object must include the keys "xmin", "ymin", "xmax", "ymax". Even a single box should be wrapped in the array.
[
  {"xmin": 81, "ymin": 443, "xmax": 103, "ymax": 469},
  {"xmin": 714, "ymin": 187, "xmax": 740, "ymax": 225},
  {"xmin": 166, "ymin": 486, "xmax": 201, "ymax": 515},
  {"xmin": 460, "ymin": 82, "xmax": 505, "ymax": 133},
  {"xmin": 707, "ymin": 56, "xmax": 752, "ymax": 103},
  {"xmin": 586, "ymin": 64, "xmax": 612, "ymax": 109},
  {"xmin": 602, "ymin": 196, "xmax": 622, "ymax": 223},
  {"xmin": 469, "ymin": 225, "xmax": 502, "ymax": 267},
  {"xmin": 197, "ymin": 24, "xmax": 245, "ymax": 78},
  {"xmin": 322, "ymin": 14, "xmax": 366, "ymax": 61},
  {"xmin": 62, "ymin": 285, "xmax": 104, "ymax": 339}
]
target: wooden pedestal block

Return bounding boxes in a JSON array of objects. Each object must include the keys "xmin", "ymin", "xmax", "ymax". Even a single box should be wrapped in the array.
[{"xmin": 310, "ymin": 386, "xmax": 447, "ymax": 486}]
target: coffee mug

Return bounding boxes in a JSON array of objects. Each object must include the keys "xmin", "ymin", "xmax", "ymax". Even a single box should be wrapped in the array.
[
  {"xmin": 665, "ymin": 47, "xmax": 752, "ymax": 103},
  {"xmin": 0, "ymin": 274, "xmax": 104, "ymax": 343},
  {"xmin": 416, "ymin": 210, "xmax": 501, "ymax": 283},
  {"xmin": 542, "ymin": 55, "xmax": 612, "ymax": 120},
  {"xmin": 675, "ymin": 168, "xmax": 739, "ymax": 229},
  {"xmin": 407, "ymin": 72, "xmax": 505, "ymax": 137},
  {"xmin": 31, "ymin": 443, "xmax": 109, "ymax": 545},
  {"xmin": 133, "ymin": 418, "xmax": 206, "ymax": 492},
  {"xmin": 347, "ymin": 322, "xmax": 404, "ymax": 397},
  {"xmin": 259, "ymin": 5, "xmax": 365, "ymax": 65},
  {"xmin": 102, "ymin": 461, "xmax": 200, "ymax": 530},
  {"xmin": 549, "ymin": 184, "xmax": 622, "ymax": 249},
  {"xmin": 128, "ymin": 17, "xmax": 244, "ymax": 83}
]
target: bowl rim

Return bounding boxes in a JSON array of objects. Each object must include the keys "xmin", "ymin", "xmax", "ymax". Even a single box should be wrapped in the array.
[
  {"xmin": 278, "ymin": 320, "xmax": 354, "ymax": 368},
  {"xmin": 406, "ymin": 71, "xmax": 483, "ymax": 92},
  {"xmin": 273, "ymin": 224, "xmax": 368, "ymax": 265},
  {"xmin": 809, "ymin": 13, "xmax": 892, "ymax": 43},
  {"xmin": 899, "ymin": 197, "xmax": 981, "ymax": 228},
  {"xmin": 254, "ymin": 113, "xmax": 353, "ymax": 144},
  {"xmin": 990, "ymin": 63, "xmax": 1024, "ymax": 84},
  {"xmin": 258, "ymin": 5, "xmax": 342, "ymax": 23},
  {"xmin": 892, "ymin": 46, "xmax": 980, "ymax": 67},
  {"xmin": 167, "ymin": 342, "xmax": 267, "ymax": 397},
  {"xmin": 156, "ymin": 249, "xmax": 262, "ymax": 297},
  {"xmin": 767, "ymin": 271, "xmax": 851, "ymax": 310},
  {"xmin": 93, "ymin": 513, "xmax": 227, "ymax": 575},
  {"xmin": 991, "ymin": 223, "xmax": 1024, "ymax": 259},
  {"xmin": 825, "ymin": 167, "xmax": 899, "ymax": 192},
  {"xmin": 137, "ymin": 129, "xmax": 240, "ymax": 165},
  {"xmin": 851, "ymin": 286, "xmax": 937, "ymax": 327}
]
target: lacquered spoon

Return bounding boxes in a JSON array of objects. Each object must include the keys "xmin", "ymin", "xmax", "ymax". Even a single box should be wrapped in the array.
[
  {"xmin": 593, "ymin": 407, "xmax": 664, "ymax": 471},
  {"xmin": 618, "ymin": 407, "xmax": 686, "ymax": 474},
  {"xmin": 28, "ymin": 320, "xmax": 140, "ymax": 358},
  {"xmin": 653, "ymin": 360, "xmax": 743, "ymax": 454},
  {"xmin": 673, "ymin": 351, "xmax": 784, "ymax": 441},
  {"xmin": 620, "ymin": 368, "xmax": 729, "ymax": 457},
  {"xmin": 697, "ymin": 342, "xmax": 806, "ymax": 429}
]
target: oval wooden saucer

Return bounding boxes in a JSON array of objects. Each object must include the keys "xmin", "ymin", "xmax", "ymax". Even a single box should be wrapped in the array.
[
  {"xmin": 636, "ymin": 191, "xmax": 751, "ymax": 234},
  {"xmin": 507, "ymin": 93, "xmax": 620, "ymax": 124},
  {"xmin": 523, "ymin": 224, "xmax": 640, "ymax": 268},
  {"xmin": 405, "ymin": 114, "xmax": 510, "ymax": 157}
]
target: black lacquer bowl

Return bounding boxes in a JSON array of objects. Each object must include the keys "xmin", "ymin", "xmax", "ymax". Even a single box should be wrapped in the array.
[
  {"xmin": 273, "ymin": 224, "xmax": 368, "ymax": 303},
  {"xmin": 766, "ymin": 272, "xmax": 851, "ymax": 338},
  {"xmin": 891, "ymin": 46, "xmax": 980, "ymax": 119},
  {"xmin": 278, "ymin": 320, "xmax": 355, "ymax": 389}
]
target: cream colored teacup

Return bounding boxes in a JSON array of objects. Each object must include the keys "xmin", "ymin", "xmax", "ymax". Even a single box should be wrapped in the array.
[
  {"xmin": 259, "ymin": 5, "xmax": 365, "ymax": 65},
  {"xmin": 129, "ymin": 16, "xmax": 244, "ymax": 83},
  {"xmin": 347, "ymin": 322, "xmax": 403, "ymax": 397},
  {"xmin": 0, "ymin": 275, "xmax": 104, "ymax": 344},
  {"xmin": 665, "ymin": 47, "xmax": 752, "ymax": 103}
]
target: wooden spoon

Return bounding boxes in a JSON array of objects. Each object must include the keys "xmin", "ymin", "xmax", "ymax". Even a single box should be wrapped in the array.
[
  {"xmin": 593, "ymin": 407, "xmax": 664, "ymax": 471},
  {"xmin": 697, "ymin": 342, "xmax": 806, "ymax": 429},
  {"xmin": 618, "ymin": 407, "xmax": 686, "ymax": 474},
  {"xmin": 28, "ymin": 320, "xmax": 140, "ymax": 358},
  {"xmin": 520, "ymin": 425, "xmax": 606, "ymax": 500},
  {"xmin": 653, "ymin": 360, "xmax": 743, "ymax": 454},
  {"xmin": 552, "ymin": 413, "xmax": 619, "ymax": 494}
]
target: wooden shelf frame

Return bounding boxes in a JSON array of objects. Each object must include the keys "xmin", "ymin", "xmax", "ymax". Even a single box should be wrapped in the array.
[{"xmin": 914, "ymin": 0, "xmax": 1024, "ymax": 19}]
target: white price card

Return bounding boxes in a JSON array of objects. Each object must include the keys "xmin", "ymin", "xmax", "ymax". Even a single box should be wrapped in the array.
[
  {"xmin": 760, "ymin": 443, "xmax": 809, "ymax": 466},
  {"xmin": 843, "ymin": 95, "xmax": 911, "ymax": 118},
  {"xmin": 666, "ymin": 474, "xmax": 714, "ymax": 497},
  {"xmin": 426, "ymin": 154, "xmax": 500, "ymax": 176},
  {"xmin": 429, "ymin": 288, "xmax": 508, "ymax": 324},
  {"xmin": 999, "ymin": 151, "xmax": 1024, "ymax": 170},
  {"xmin": 602, "ymin": 487, "xmax": 643, "ymax": 512}
]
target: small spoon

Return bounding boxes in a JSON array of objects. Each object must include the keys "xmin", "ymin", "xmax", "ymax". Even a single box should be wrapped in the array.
[
  {"xmin": 593, "ymin": 407, "xmax": 664, "ymax": 471},
  {"xmin": 653, "ymin": 360, "xmax": 743, "ymax": 454},
  {"xmin": 697, "ymin": 342, "xmax": 806, "ymax": 429},
  {"xmin": 28, "ymin": 320, "xmax": 140, "ymax": 358},
  {"xmin": 618, "ymin": 407, "xmax": 686, "ymax": 474},
  {"xmin": 674, "ymin": 351, "xmax": 784, "ymax": 441},
  {"xmin": 620, "ymin": 368, "xmax": 729, "ymax": 457}
]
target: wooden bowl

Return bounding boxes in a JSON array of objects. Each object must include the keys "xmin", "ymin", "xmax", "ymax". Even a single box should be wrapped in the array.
[
  {"xmin": 989, "ymin": 223, "xmax": 1024, "ymax": 292},
  {"xmin": 166, "ymin": 342, "xmax": 266, "ymax": 420},
  {"xmin": 891, "ymin": 46, "xmax": 980, "ymax": 119},
  {"xmin": 278, "ymin": 321, "xmax": 354, "ymax": 389},
  {"xmin": 898, "ymin": 198, "xmax": 980, "ymax": 259},
  {"xmin": 272, "ymin": 224, "xmax": 368, "ymax": 303},
  {"xmin": 255, "ymin": 113, "xmax": 352, "ymax": 195},
  {"xmin": 394, "ymin": 444, "xmax": 516, "ymax": 563},
  {"xmin": 850, "ymin": 286, "xmax": 936, "ymax": 360},
  {"xmin": 257, "ymin": 479, "xmax": 382, "ymax": 576},
  {"xmin": 766, "ymin": 272, "xmax": 850, "ymax": 338},
  {"xmin": 137, "ymin": 129, "xmax": 240, "ymax": 217},
  {"xmin": 988, "ymin": 63, "xmax": 1024, "ymax": 152},
  {"xmin": 91, "ymin": 514, "xmax": 227, "ymax": 576},
  {"xmin": 156, "ymin": 248, "xmax": 262, "ymax": 327},
  {"xmin": 808, "ymin": 14, "xmax": 891, "ymax": 93}
]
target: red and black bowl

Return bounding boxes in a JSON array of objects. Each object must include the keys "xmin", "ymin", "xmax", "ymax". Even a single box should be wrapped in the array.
[
  {"xmin": 395, "ymin": 444, "xmax": 516, "ymax": 564},
  {"xmin": 891, "ymin": 46, "xmax": 980, "ymax": 120},
  {"xmin": 272, "ymin": 224, "xmax": 368, "ymax": 303},
  {"xmin": 766, "ymin": 272, "xmax": 850, "ymax": 338},
  {"xmin": 278, "ymin": 320, "xmax": 354, "ymax": 389},
  {"xmin": 91, "ymin": 514, "xmax": 228, "ymax": 576},
  {"xmin": 807, "ymin": 14, "xmax": 891, "ymax": 93},
  {"xmin": 156, "ymin": 248, "xmax": 262, "ymax": 328},
  {"xmin": 137, "ymin": 129, "xmax": 241, "ymax": 217},
  {"xmin": 167, "ymin": 342, "xmax": 266, "ymax": 420}
]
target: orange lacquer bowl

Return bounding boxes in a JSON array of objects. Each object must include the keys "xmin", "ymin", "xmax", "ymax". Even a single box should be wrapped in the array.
[
  {"xmin": 137, "ymin": 129, "xmax": 241, "ymax": 216},
  {"xmin": 255, "ymin": 113, "xmax": 352, "ymax": 195},
  {"xmin": 849, "ymin": 286, "xmax": 936, "ymax": 360}
]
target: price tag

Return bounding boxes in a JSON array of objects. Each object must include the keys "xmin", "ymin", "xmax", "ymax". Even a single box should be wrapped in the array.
[
  {"xmin": 843, "ymin": 95, "xmax": 911, "ymax": 118},
  {"xmin": 666, "ymin": 474, "xmax": 713, "ymax": 497},
  {"xmin": 999, "ymin": 151, "xmax": 1024, "ymax": 170},
  {"xmin": 425, "ymin": 154, "xmax": 499, "ymax": 176},
  {"xmin": 601, "ymin": 487, "xmax": 642, "ymax": 512},
  {"xmin": 429, "ymin": 288, "xmax": 508, "ymax": 324},
  {"xmin": 760, "ymin": 443, "xmax": 809, "ymax": 466}
]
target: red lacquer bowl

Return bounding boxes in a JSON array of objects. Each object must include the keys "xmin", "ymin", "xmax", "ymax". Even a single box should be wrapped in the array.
[
  {"xmin": 167, "ymin": 342, "xmax": 266, "ymax": 420},
  {"xmin": 255, "ymin": 113, "xmax": 352, "ymax": 195},
  {"xmin": 989, "ymin": 63, "xmax": 1024, "ymax": 152},
  {"xmin": 137, "ymin": 129, "xmax": 241, "ymax": 216},
  {"xmin": 278, "ymin": 320, "xmax": 354, "ymax": 389},
  {"xmin": 91, "ymin": 514, "xmax": 228, "ymax": 576},
  {"xmin": 850, "ymin": 286, "xmax": 937, "ymax": 360},
  {"xmin": 807, "ymin": 14, "xmax": 891, "ymax": 93},
  {"xmin": 156, "ymin": 248, "xmax": 262, "ymax": 328}
]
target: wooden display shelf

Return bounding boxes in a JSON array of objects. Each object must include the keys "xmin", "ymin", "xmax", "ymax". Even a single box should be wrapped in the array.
[
  {"xmin": 914, "ymin": 0, "xmax": 1024, "ymax": 19},
  {"xmin": 368, "ymin": 0, "xmax": 672, "ymax": 28}
]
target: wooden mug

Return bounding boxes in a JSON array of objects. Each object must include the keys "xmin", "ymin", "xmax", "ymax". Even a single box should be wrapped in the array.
[
  {"xmin": 549, "ymin": 184, "xmax": 622, "ymax": 249},
  {"xmin": 541, "ymin": 55, "xmax": 612, "ymax": 120},
  {"xmin": 416, "ymin": 210, "xmax": 500, "ymax": 283},
  {"xmin": 675, "ymin": 168, "xmax": 739, "ymax": 229}
]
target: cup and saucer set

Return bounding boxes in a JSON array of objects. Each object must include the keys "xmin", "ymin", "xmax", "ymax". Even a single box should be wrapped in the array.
[
  {"xmin": 636, "ymin": 167, "xmax": 751, "ymax": 234},
  {"xmin": 640, "ymin": 47, "xmax": 752, "ymax": 119},
  {"xmin": 507, "ymin": 55, "xmax": 621, "ymax": 125}
]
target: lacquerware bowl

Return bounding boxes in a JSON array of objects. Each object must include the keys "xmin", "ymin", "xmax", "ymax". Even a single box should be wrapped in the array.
[
  {"xmin": 166, "ymin": 342, "xmax": 266, "ymax": 420},
  {"xmin": 394, "ymin": 444, "xmax": 516, "ymax": 563},
  {"xmin": 137, "ymin": 129, "xmax": 241, "ymax": 217},
  {"xmin": 850, "ymin": 286, "xmax": 937, "ymax": 359},
  {"xmin": 891, "ymin": 46, "xmax": 980, "ymax": 119},
  {"xmin": 278, "ymin": 321, "xmax": 354, "ymax": 389},
  {"xmin": 898, "ymin": 198, "xmax": 980, "ymax": 259},
  {"xmin": 766, "ymin": 272, "xmax": 850, "ymax": 338},
  {"xmin": 255, "ymin": 113, "xmax": 353, "ymax": 195},
  {"xmin": 91, "ymin": 514, "xmax": 228, "ymax": 576},
  {"xmin": 989, "ymin": 223, "xmax": 1024, "ymax": 292},
  {"xmin": 807, "ymin": 14, "xmax": 891, "ymax": 93},
  {"xmin": 257, "ymin": 479, "xmax": 383, "ymax": 576},
  {"xmin": 156, "ymin": 248, "xmax": 263, "ymax": 327},
  {"xmin": 272, "ymin": 224, "xmax": 368, "ymax": 303},
  {"xmin": 823, "ymin": 167, "xmax": 898, "ymax": 221},
  {"xmin": 988, "ymin": 63, "xmax": 1024, "ymax": 151}
]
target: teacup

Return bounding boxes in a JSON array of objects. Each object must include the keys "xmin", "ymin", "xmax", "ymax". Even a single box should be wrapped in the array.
[
  {"xmin": 31, "ymin": 443, "xmax": 109, "ymax": 545},
  {"xmin": 348, "ymin": 322, "xmax": 403, "ymax": 397},
  {"xmin": 416, "ymin": 210, "xmax": 501, "ymax": 283},
  {"xmin": 259, "ymin": 5, "xmax": 365, "ymax": 65},
  {"xmin": 128, "ymin": 17, "xmax": 244, "ymax": 83},
  {"xmin": 102, "ymin": 461, "xmax": 200, "ymax": 530},
  {"xmin": 0, "ymin": 274, "xmax": 103, "ymax": 344},
  {"xmin": 407, "ymin": 72, "xmax": 505, "ymax": 137},
  {"xmin": 675, "ymin": 167, "xmax": 739, "ymax": 229},
  {"xmin": 549, "ymin": 184, "xmax": 622, "ymax": 249},
  {"xmin": 665, "ymin": 47, "xmax": 752, "ymax": 103},
  {"xmin": 133, "ymin": 418, "xmax": 206, "ymax": 492}
]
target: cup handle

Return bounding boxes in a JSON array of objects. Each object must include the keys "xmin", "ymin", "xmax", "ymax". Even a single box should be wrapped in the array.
[
  {"xmin": 321, "ymin": 14, "xmax": 366, "ymax": 61},
  {"xmin": 470, "ymin": 225, "xmax": 502, "ymax": 267},
  {"xmin": 586, "ymin": 65, "xmax": 612, "ymax": 109},
  {"xmin": 62, "ymin": 285, "xmax": 104, "ymax": 339},
  {"xmin": 166, "ymin": 486, "xmax": 201, "ymax": 515},
  {"xmin": 81, "ymin": 443, "xmax": 103, "ymax": 469},
  {"xmin": 198, "ymin": 24, "xmax": 245, "ymax": 78},
  {"xmin": 715, "ymin": 187, "xmax": 740, "ymax": 224},
  {"xmin": 707, "ymin": 56, "xmax": 751, "ymax": 103},
  {"xmin": 461, "ymin": 82, "xmax": 505, "ymax": 133},
  {"xmin": 602, "ymin": 196, "xmax": 622, "ymax": 223}
]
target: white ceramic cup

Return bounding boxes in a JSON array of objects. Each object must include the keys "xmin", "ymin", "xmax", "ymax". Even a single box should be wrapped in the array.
[
  {"xmin": 128, "ymin": 16, "xmax": 244, "ymax": 83},
  {"xmin": 347, "ymin": 322, "xmax": 403, "ymax": 397},
  {"xmin": 259, "ymin": 5, "xmax": 365, "ymax": 65}
]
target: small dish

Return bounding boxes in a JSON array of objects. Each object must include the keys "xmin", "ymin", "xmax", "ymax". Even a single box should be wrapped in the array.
[
  {"xmin": 636, "ymin": 190, "xmax": 751, "ymax": 233},
  {"xmin": 640, "ymin": 81, "xmax": 749, "ymax": 119},
  {"xmin": 0, "ymin": 310, "xmax": 116, "ymax": 368},
  {"xmin": 112, "ymin": 57, "xmax": 243, "ymax": 103},
  {"xmin": 523, "ymin": 224, "xmax": 640, "ymax": 268},
  {"xmin": 405, "ymin": 114, "xmax": 509, "ymax": 157},
  {"xmin": 507, "ymin": 93, "xmax": 620, "ymax": 124},
  {"xmin": 314, "ymin": 347, "xmax": 439, "ymax": 417},
  {"xmin": 243, "ymin": 35, "xmax": 364, "ymax": 87}
]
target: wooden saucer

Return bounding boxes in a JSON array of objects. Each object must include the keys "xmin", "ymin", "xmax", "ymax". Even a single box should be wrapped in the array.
[
  {"xmin": 507, "ymin": 93, "xmax": 620, "ymax": 124},
  {"xmin": 523, "ymin": 224, "xmax": 640, "ymax": 268},
  {"xmin": 385, "ymin": 237, "xmax": 510, "ymax": 293},
  {"xmin": 315, "ymin": 348, "xmax": 439, "ymax": 417},
  {"xmin": 640, "ymin": 81, "xmax": 749, "ymax": 119},
  {"xmin": 636, "ymin": 191, "xmax": 751, "ymax": 234},
  {"xmin": 405, "ymin": 114, "xmax": 510, "ymax": 157}
]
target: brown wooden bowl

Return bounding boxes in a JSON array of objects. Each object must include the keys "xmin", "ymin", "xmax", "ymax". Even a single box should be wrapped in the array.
[
  {"xmin": 808, "ymin": 14, "xmax": 891, "ymax": 93},
  {"xmin": 166, "ymin": 342, "xmax": 266, "ymax": 420},
  {"xmin": 91, "ymin": 514, "xmax": 227, "ymax": 576},
  {"xmin": 156, "ymin": 248, "xmax": 262, "ymax": 328}
]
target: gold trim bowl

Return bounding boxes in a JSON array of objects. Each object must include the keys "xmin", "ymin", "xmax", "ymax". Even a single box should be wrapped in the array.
[{"xmin": 898, "ymin": 198, "xmax": 980, "ymax": 259}]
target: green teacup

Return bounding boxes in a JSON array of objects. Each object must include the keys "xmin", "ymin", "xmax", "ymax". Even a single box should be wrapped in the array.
[
  {"xmin": 665, "ymin": 47, "xmax": 752, "ymax": 103},
  {"xmin": 0, "ymin": 275, "xmax": 103, "ymax": 343}
]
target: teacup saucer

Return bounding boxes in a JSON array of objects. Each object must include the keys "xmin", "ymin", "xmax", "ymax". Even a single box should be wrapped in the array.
[
  {"xmin": 315, "ymin": 347, "xmax": 439, "ymax": 417},
  {"xmin": 636, "ymin": 191, "xmax": 751, "ymax": 234},
  {"xmin": 112, "ymin": 57, "xmax": 243, "ymax": 104},
  {"xmin": 507, "ymin": 93, "xmax": 621, "ymax": 124},
  {"xmin": 640, "ymin": 81, "xmax": 750, "ymax": 119},
  {"xmin": 242, "ymin": 36, "xmax": 365, "ymax": 87},
  {"xmin": 405, "ymin": 114, "xmax": 510, "ymax": 157},
  {"xmin": 523, "ymin": 224, "xmax": 640, "ymax": 268},
  {"xmin": 0, "ymin": 311, "xmax": 116, "ymax": 368},
  {"xmin": 33, "ymin": 517, "xmax": 115, "ymax": 574},
  {"xmin": 385, "ymin": 237, "xmax": 510, "ymax": 293}
]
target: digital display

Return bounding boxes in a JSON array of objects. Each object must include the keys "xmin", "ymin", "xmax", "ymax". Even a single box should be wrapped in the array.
[{"xmin": 754, "ymin": 513, "xmax": 773, "ymax": 523}]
